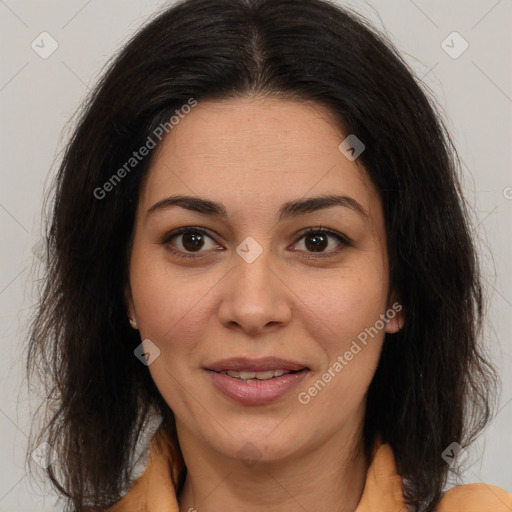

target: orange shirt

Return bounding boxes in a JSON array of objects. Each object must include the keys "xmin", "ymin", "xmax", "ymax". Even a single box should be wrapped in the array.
[{"xmin": 106, "ymin": 427, "xmax": 512, "ymax": 512}]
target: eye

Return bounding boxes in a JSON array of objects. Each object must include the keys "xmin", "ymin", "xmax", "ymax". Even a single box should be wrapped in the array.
[
  {"xmin": 162, "ymin": 227, "xmax": 222, "ymax": 259},
  {"xmin": 291, "ymin": 227, "xmax": 351, "ymax": 258},
  {"xmin": 162, "ymin": 225, "xmax": 351, "ymax": 260}
]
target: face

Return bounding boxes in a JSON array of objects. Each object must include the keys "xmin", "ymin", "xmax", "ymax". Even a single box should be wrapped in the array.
[{"xmin": 126, "ymin": 96, "xmax": 402, "ymax": 464}]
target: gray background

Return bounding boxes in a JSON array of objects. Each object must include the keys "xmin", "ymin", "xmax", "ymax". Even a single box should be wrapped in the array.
[{"xmin": 1, "ymin": 0, "xmax": 511, "ymax": 510}]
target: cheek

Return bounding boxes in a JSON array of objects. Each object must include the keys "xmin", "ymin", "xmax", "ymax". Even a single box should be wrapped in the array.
[
  {"xmin": 129, "ymin": 245, "xmax": 217, "ymax": 342},
  {"xmin": 128, "ymin": 251, "xmax": 213, "ymax": 413},
  {"xmin": 294, "ymin": 256, "xmax": 388, "ymax": 403},
  {"xmin": 298, "ymin": 262, "xmax": 389, "ymax": 349},
  {"xmin": 295, "ymin": 276, "xmax": 386, "ymax": 426},
  {"xmin": 308, "ymin": 283, "xmax": 386, "ymax": 376}
]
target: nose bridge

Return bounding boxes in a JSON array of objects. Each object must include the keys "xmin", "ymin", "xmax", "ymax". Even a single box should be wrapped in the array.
[
  {"xmin": 234, "ymin": 234, "xmax": 277, "ymax": 300},
  {"xmin": 235, "ymin": 236, "xmax": 274, "ymax": 290},
  {"xmin": 218, "ymin": 235, "xmax": 291, "ymax": 332}
]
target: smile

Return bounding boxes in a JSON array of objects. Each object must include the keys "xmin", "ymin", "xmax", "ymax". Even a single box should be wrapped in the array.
[{"xmin": 206, "ymin": 367, "xmax": 309, "ymax": 405}]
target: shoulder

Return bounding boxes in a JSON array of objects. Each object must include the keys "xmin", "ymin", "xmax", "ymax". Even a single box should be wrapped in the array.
[{"xmin": 436, "ymin": 483, "xmax": 512, "ymax": 512}]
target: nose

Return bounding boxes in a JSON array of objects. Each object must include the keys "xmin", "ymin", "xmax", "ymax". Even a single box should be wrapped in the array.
[{"xmin": 217, "ymin": 242, "xmax": 293, "ymax": 336}]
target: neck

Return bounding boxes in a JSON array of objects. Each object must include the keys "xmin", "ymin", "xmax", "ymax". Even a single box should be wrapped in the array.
[{"xmin": 177, "ymin": 416, "xmax": 369, "ymax": 512}]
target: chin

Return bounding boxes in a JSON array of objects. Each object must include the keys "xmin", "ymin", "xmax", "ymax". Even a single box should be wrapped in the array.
[{"xmin": 214, "ymin": 428, "xmax": 307, "ymax": 465}]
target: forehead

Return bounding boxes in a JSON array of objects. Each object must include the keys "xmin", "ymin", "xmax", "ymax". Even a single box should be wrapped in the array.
[{"xmin": 139, "ymin": 96, "xmax": 379, "ymax": 223}]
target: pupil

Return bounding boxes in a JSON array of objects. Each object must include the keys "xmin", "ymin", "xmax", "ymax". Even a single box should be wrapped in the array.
[
  {"xmin": 305, "ymin": 233, "xmax": 327, "ymax": 252},
  {"xmin": 183, "ymin": 232, "xmax": 204, "ymax": 251}
]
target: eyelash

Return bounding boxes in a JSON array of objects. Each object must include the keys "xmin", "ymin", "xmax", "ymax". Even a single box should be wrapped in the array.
[{"xmin": 161, "ymin": 226, "xmax": 351, "ymax": 260}]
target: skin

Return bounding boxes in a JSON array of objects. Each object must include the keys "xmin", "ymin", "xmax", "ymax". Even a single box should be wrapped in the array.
[{"xmin": 126, "ymin": 96, "xmax": 403, "ymax": 512}]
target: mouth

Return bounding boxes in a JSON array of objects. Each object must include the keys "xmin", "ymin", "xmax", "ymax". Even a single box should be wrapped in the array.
[
  {"xmin": 204, "ymin": 357, "xmax": 310, "ymax": 405},
  {"xmin": 213, "ymin": 368, "xmax": 306, "ymax": 382}
]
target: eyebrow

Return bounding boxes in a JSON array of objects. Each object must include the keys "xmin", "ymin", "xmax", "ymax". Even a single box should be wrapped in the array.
[{"xmin": 146, "ymin": 194, "xmax": 368, "ymax": 222}]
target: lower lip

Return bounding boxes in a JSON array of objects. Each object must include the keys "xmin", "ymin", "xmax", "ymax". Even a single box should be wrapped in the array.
[{"xmin": 206, "ymin": 369, "xmax": 309, "ymax": 405}]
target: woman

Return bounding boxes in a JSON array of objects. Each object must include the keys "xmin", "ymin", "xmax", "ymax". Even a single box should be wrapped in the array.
[{"xmin": 27, "ymin": 0, "xmax": 512, "ymax": 511}]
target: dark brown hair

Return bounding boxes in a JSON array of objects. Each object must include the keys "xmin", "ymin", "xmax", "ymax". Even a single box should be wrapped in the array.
[{"xmin": 26, "ymin": 0, "xmax": 498, "ymax": 510}]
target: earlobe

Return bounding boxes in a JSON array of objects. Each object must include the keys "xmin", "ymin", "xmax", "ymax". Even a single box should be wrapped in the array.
[
  {"xmin": 384, "ymin": 300, "xmax": 404, "ymax": 334},
  {"xmin": 385, "ymin": 314, "xmax": 403, "ymax": 334},
  {"xmin": 125, "ymin": 284, "xmax": 139, "ymax": 330}
]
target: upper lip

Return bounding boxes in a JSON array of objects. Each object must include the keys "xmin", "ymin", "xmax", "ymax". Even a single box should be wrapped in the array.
[{"xmin": 205, "ymin": 357, "xmax": 308, "ymax": 372}]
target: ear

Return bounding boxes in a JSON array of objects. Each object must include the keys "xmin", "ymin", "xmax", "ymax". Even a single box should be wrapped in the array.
[
  {"xmin": 384, "ymin": 299, "xmax": 404, "ymax": 334},
  {"xmin": 125, "ymin": 284, "xmax": 139, "ymax": 330}
]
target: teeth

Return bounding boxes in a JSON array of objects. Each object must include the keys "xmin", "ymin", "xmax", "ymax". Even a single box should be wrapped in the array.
[
  {"xmin": 237, "ymin": 371, "xmax": 256, "ymax": 380},
  {"xmin": 223, "ymin": 369, "xmax": 293, "ymax": 381}
]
